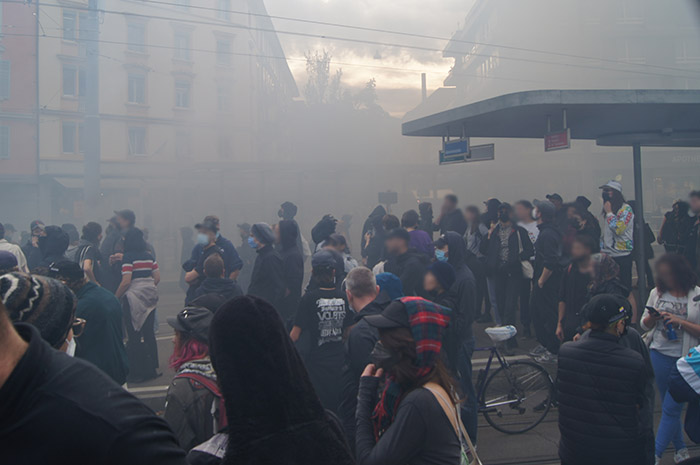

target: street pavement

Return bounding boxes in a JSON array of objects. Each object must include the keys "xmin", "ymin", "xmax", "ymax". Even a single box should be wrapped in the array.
[{"xmin": 127, "ymin": 283, "xmax": 698, "ymax": 464}]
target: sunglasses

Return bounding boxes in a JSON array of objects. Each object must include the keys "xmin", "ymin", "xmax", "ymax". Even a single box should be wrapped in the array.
[{"xmin": 72, "ymin": 318, "xmax": 87, "ymax": 338}]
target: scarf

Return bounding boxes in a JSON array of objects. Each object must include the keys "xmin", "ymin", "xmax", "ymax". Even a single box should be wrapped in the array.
[{"xmin": 371, "ymin": 296, "xmax": 451, "ymax": 440}]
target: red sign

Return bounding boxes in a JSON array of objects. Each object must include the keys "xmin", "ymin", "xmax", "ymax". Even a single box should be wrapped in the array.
[{"xmin": 544, "ymin": 129, "xmax": 571, "ymax": 152}]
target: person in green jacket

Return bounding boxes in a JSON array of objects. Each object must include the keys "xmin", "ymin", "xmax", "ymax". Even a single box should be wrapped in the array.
[{"xmin": 49, "ymin": 260, "xmax": 129, "ymax": 385}]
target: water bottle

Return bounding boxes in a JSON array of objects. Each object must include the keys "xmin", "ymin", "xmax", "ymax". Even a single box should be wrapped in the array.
[{"xmin": 666, "ymin": 322, "xmax": 678, "ymax": 341}]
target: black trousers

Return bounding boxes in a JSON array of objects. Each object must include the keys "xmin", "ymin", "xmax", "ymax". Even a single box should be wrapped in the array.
[
  {"xmin": 494, "ymin": 270, "xmax": 520, "ymax": 328},
  {"xmin": 531, "ymin": 279, "xmax": 560, "ymax": 354},
  {"xmin": 520, "ymin": 277, "xmax": 532, "ymax": 330},
  {"xmin": 466, "ymin": 254, "xmax": 488, "ymax": 317},
  {"xmin": 614, "ymin": 254, "xmax": 633, "ymax": 289},
  {"xmin": 123, "ymin": 302, "xmax": 158, "ymax": 382}
]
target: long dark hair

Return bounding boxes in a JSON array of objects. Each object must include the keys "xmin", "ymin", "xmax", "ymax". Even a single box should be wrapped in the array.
[
  {"xmin": 603, "ymin": 189, "xmax": 625, "ymax": 215},
  {"xmin": 465, "ymin": 205, "xmax": 481, "ymax": 234},
  {"xmin": 655, "ymin": 253, "xmax": 698, "ymax": 295},
  {"xmin": 124, "ymin": 227, "xmax": 147, "ymax": 254},
  {"xmin": 380, "ymin": 327, "xmax": 460, "ymax": 403}
]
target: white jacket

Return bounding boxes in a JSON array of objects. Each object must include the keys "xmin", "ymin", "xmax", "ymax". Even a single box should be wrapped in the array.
[{"xmin": 641, "ymin": 286, "xmax": 700, "ymax": 356}]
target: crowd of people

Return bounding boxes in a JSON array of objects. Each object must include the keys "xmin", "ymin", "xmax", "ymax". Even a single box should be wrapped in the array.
[{"xmin": 1, "ymin": 185, "xmax": 700, "ymax": 465}]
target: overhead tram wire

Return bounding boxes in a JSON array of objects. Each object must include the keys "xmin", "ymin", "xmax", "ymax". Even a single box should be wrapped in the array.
[
  {"xmin": 3, "ymin": 31, "xmax": 553, "ymax": 86},
  {"xmin": 133, "ymin": 0, "xmax": 700, "ymax": 77},
  {"xmin": 8, "ymin": 0, "xmax": 700, "ymax": 81}
]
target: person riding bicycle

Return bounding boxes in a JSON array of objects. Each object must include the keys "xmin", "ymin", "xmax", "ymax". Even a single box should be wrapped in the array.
[{"xmin": 557, "ymin": 294, "xmax": 648, "ymax": 465}]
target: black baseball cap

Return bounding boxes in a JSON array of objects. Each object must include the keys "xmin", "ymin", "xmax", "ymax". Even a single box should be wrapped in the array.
[
  {"xmin": 30, "ymin": 220, "xmax": 45, "ymax": 232},
  {"xmin": 386, "ymin": 228, "xmax": 411, "ymax": 243},
  {"xmin": 47, "ymin": 260, "xmax": 85, "ymax": 281},
  {"xmin": 311, "ymin": 250, "xmax": 336, "ymax": 269},
  {"xmin": 365, "ymin": 300, "xmax": 409, "ymax": 329},
  {"xmin": 237, "ymin": 223, "xmax": 251, "ymax": 233},
  {"xmin": 583, "ymin": 294, "xmax": 628, "ymax": 326},
  {"xmin": 167, "ymin": 307, "xmax": 213, "ymax": 344},
  {"xmin": 195, "ymin": 219, "xmax": 218, "ymax": 233},
  {"xmin": 546, "ymin": 193, "xmax": 563, "ymax": 203},
  {"xmin": 114, "ymin": 209, "xmax": 136, "ymax": 224}
]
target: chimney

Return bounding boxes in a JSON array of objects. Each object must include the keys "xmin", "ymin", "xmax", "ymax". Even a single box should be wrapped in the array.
[{"xmin": 421, "ymin": 73, "xmax": 427, "ymax": 102}]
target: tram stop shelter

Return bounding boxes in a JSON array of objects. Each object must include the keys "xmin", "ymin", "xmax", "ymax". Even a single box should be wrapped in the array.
[{"xmin": 402, "ymin": 89, "xmax": 700, "ymax": 303}]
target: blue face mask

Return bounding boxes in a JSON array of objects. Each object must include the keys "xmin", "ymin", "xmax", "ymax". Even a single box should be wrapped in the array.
[
  {"xmin": 435, "ymin": 249, "xmax": 448, "ymax": 262},
  {"xmin": 196, "ymin": 233, "xmax": 209, "ymax": 246},
  {"xmin": 248, "ymin": 236, "xmax": 258, "ymax": 249}
]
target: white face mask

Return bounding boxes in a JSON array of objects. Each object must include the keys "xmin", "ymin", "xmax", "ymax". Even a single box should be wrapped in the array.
[
  {"xmin": 531, "ymin": 208, "xmax": 539, "ymax": 221},
  {"xmin": 65, "ymin": 337, "xmax": 76, "ymax": 357}
]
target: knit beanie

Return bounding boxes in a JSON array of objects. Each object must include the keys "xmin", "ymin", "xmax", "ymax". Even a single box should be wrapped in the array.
[
  {"xmin": 428, "ymin": 261, "xmax": 456, "ymax": 291},
  {"xmin": 0, "ymin": 272, "xmax": 77, "ymax": 348},
  {"xmin": 251, "ymin": 223, "xmax": 275, "ymax": 245}
]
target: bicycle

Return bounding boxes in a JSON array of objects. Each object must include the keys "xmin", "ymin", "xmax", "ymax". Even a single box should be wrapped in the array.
[{"xmin": 473, "ymin": 327, "xmax": 554, "ymax": 434}]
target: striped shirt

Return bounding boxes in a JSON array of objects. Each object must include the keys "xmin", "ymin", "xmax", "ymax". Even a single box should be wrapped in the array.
[{"xmin": 121, "ymin": 251, "xmax": 158, "ymax": 279}]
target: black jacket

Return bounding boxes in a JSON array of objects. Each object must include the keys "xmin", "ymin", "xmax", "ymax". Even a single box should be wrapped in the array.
[
  {"xmin": 0, "ymin": 324, "xmax": 187, "ymax": 465},
  {"xmin": 280, "ymin": 229, "xmax": 304, "ymax": 322},
  {"xmin": 534, "ymin": 221, "xmax": 563, "ymax": 280},
  {"xmin": 339, "ymin": 296, "xmax": 390, "ymax": 449},
  {"xmin": 434, "ymin": 208, "xmax": 467, "ymax": 236},
  {"xmin": 248, "ymin": 245, "xmax": 285, "ymax": 310},
  {"xmin": 21, "ymin": 241, "xmax": 43, "ymax": 271},
  {"xmin": 557, "ymin": 331, "xmax": 647, "ymax": 465},
  {"xmin": 384, "ymin": 248, "xmax": 429, "ymax": 297},
  {"xmin": 190, "ymin": 277, "xmax": 243, "ymax": 305},
  {"xmin": 480, "ymin": 223, "xmax": 533, "ymax": 275},
  {"xmin": 442, "ymin": 232, "xmax": 476, "ymax": 372}
]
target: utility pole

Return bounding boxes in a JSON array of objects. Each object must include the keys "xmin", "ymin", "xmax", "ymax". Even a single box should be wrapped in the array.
[{"xmin": 83, "ymin": 0, "xmax": 101, "ymax": 220}]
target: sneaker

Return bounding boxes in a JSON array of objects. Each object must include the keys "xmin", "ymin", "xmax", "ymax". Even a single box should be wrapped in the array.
[
  {"xmin": 529, "ymin": 345, "xmax": 547, "ymax": 357},
  {"xmin": 675, "ymin": 448, "xmax": 690, "ymax": 464},
  {"xmin": 535, "ymin": 350, "xmax": 558, "ymax": 364}
]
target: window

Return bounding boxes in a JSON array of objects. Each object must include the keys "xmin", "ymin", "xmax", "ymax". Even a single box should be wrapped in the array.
[
  {"xmin": 63, "ymin": 10, "xmax": 77, "ymax": 41},
  {"xmin": 216, "ymin": 39, "xmax": 231, "ymax": 66},
  {"xmin": 216, "ymin": 0, "xmax": 230, "ymax": 20},
  {"xmin": 62, "ymin": 65, "xmax": 86, "ymax": 97},
  {"xmin": 676, "ymin": 39, "xmax": 700, "ymax": 65},
  {"xmin": 127, "ymin": 23, "xmax": 146, "ymax": 53},
  {"xmin": 0, "ymin": 61, "xmax": 9, "ymax": 100},
  {"xmin": 218, "ymin": 133, "xmax": 231, "ymax": 158},
  {"xmin": 217, "ymin": 83, "xmax": 231, "ymax": 111},
  {"xmin": 616, "ymin": 38, "xmax": 646, "ymax": 64},
  {"xmin": 175, "ymin": 80, "xmax": 190, "ymax": 108},
  {"xmin": 0, "ymin": 126, "xmax": 9, "ymax": 159},
  {"xmin": 174, "ymin": 32, "xmax": 191, "ymax": 61},
  {"xmin": 617, "ymin": 0, "xmax": 643, "ymax": 24},
  {"xmin": 62, "ymin": 122, "xmax": 77, "ymax": 153},
  {"xmin": 128, "ymin": 127, "xmax": 147, "ymax": 155},
  {"xmin": 127, "ymin": 73, "xmax": 146, "ymax": 104},
  {"xmin": 175, "ymin": 130, "xmax": 191, "ymax": 158},
  {"xmin": 78, "ymin": 123, "xmax": 85, "ymax": 154},
  {"xmin": 63, "ymin": 65, "xmax": 77, "ymax": 96}
]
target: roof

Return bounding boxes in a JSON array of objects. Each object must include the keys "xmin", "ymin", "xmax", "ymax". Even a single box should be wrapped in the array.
[{"xmin": 402, "ymin": 89, "xmax": 700, "ymax": 147}]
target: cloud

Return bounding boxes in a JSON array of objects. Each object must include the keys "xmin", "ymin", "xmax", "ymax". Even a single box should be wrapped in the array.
[{"xmin": 264, "ymin": 0, "xmax": 474, "ymax": 114}]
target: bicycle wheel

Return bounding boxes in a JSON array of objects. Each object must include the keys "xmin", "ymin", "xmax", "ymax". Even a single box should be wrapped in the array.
[{"xmin": 481, "ymin": 360, "xmax": 553, "ymax": 434}]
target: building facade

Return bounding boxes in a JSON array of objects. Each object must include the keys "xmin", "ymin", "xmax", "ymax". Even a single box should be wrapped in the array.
[{"xmin": 406, "ymin": 0, "xmax": 700, "ymax": 223}]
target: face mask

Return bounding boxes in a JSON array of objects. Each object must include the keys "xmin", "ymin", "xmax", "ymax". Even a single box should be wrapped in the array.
[
  {"xmin": 499, "ymin": 212, "xmax": 510, "ymax": 223},
  {"xmin": 196, "ymin": 233, "xmax": 209, "ymax": 246},
  {"xmin": 531, "ymin": 209, "xmax": 538, "ymax": 221},
  {"xmin": 602, "ymin": 192, "xmax": 612, "ymax": 202},
  {"xmin": 435, "ymin": 249, "xmax": 448, "ymax": 262},
  {"xmin": 216, "ymin": 232, "xmax": 221, "ymax": 239},
  {"xmin": 247, "ymin": 236, "xmax": 258, "ymax": 249},
  {"xmin": 65, "ymin": 337, "xmax": 76, "ymax": 357},
  {"xmin": 369, "ymin": 341, "xmax": 401, "ymax": 372}
]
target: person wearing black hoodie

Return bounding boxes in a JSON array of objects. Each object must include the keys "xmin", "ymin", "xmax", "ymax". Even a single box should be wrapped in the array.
[
  {"xmin": 433, "ymin": 194, "xmax": 468, "ymax": 236},
  {"xmin": 434, "ymin": 231, "xmax": 478, "ymax": 441},
  {"xmin": 311, "ymin": 214, "xmax": 338, "ymax": 252},
  {"xmin": 338, "ymin": 266, "xmax": 387, "ymax": 451},
  {"xmin": 278, "ymin": 220, "xmax": 304, "ymax": 324},
  {"xmin": 278, "ymin": 201, "xmax": 306, "ymax": 257},
  {"xmin": 247, "ymin": 223, "xmax": 285, "ymax": 311},
  {"xmin": 187, "ymin": 296, "xmax": 354, "ymax": 465},
  {"xmin": 37, "ymin": 225, "xmax": 70, "ymax": 268},
  {"xmin": 361, "ymin": 206, "xmax": 386, "ymax": 268},
  {"xmin": 190, "ymin": 254, "xmax": 243, "ymax": 304},
  {"xmin": 383, "ymin": 228, "xmax": 429, "ymax": 297}
]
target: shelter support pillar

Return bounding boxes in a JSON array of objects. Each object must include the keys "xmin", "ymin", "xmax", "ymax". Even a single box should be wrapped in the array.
[{"xmin": 633, "ymin": 143, "xmax": 647, "ymax": 311}]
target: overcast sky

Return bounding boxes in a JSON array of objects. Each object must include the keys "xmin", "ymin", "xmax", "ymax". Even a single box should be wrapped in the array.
[{"xmin": 263, "ymin": 0, "xmax": 475, "ymax": 116}]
